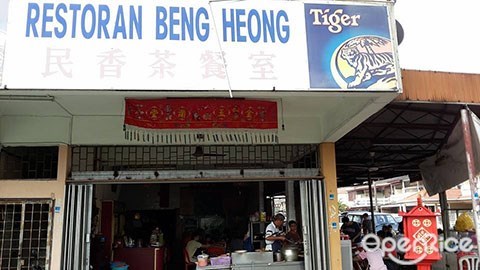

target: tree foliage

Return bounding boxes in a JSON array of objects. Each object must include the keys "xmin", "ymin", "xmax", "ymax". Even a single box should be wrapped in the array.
[{"xmin": 338, "ymin": 200, "xmax": 349, "ymax": 212}]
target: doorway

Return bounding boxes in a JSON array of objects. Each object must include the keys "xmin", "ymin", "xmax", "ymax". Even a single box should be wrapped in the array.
[{"xmin": 63, "ymin": 178, "xmax": 330, "ymax": 270}]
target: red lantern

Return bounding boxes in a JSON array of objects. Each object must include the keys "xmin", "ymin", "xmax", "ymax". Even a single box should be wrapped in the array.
[{"xmin": 399, "ymin": 197, "xmax": 441, "ymax": 270}]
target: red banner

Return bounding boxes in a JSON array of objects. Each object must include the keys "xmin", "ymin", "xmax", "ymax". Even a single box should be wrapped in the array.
[{"xmin": 124, "ymin": 99, "xmax": 278, "ymax": 130}]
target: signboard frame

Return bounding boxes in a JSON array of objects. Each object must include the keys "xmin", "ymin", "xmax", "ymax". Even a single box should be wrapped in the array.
[{"xmin": 2, "ymin": 0, "xmax": 401, "ymax": 92}]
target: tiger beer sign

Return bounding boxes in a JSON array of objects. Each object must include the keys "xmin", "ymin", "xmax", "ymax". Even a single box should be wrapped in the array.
[
  {"xmin": 2, "ymin": 0, "xmax": 399, "ymax": 91},
  {"xmin": 305, "ymin": 3, "xmax": 398, "ymax": 90}
]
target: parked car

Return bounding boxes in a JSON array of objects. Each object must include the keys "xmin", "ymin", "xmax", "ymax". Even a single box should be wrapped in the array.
[
  {"xmin": 340, "ymin": 211, "xmax": 399, "ymax": 233},
  {"xmin": 390, "ymin": 213, "xmax": 403, "ymax": 223}
]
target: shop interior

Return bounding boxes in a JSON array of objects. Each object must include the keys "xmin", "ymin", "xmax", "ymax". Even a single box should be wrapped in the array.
[{"xmin": 89, "ymin": 181, "xmax": 303, "ymax": 270}]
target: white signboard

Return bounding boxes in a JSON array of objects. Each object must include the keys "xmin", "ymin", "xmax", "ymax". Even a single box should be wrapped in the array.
[
  {"xmin": 3, "ymin": 0, "xmax": 399, "ymax": 91},
  {"xmin": 0, "ymin": 0, "xmax": 10, "ymax": 88}
]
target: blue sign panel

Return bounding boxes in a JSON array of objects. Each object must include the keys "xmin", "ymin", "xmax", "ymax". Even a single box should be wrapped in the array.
[{"xmin": 305, "ymin": 4, "xmax": 396, "ymax": 90}]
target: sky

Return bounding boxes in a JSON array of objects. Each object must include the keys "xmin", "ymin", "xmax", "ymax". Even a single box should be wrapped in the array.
[{"xmin": 395, "ymin": 0, "xmax": 480, "ymax": 74}]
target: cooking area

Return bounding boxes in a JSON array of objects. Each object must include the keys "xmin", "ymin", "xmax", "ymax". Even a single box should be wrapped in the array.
[
  {"xmin": 70, "ymin": 144, "xmax": 318, "ymax": 270},
  {"xmin": 89, "ymin": 181, "xmax": 306, "ymax": 269}
]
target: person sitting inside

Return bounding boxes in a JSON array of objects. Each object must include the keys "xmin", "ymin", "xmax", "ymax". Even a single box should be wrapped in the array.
[
  {"xmin": 186, "ymin": 231, "xmax": 210, "ymax": 262},
  {"xmin": 285, "ymin": 220, "xmax": 302, "ymax": 245},
  {"xmin": 149, "ymin": 226, "xmax": 164, "ymax": 247}
]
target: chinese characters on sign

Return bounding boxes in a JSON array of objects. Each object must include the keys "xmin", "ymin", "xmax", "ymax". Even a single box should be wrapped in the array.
[
  {"xmin": 249, "ymin": 51, "xmax": 276, "ymax": 80},
  {"xmin": 41, "ymin": 48, "xmax": 282, "ymax": 82},
  {"xmin": 200, "ymin": 51, "xmax": 226, "ymax": 79},
  {"xmin": 149, "ymin": 50, "xmax": 176, "ymax": 79},
  {"xmin": 124, "ymin": 98, "xmax": 278, "ymax": 129},
  {"xmin": 42, "ymin": 48, "xmax": 72, "ymax": 78},
  {"xmin": 97, "ymin": 49, "xmax": 126, "ymax": 78},
  {"xmin": 400, "ymin": 198, "xmax": 441, "ymax": 265}
]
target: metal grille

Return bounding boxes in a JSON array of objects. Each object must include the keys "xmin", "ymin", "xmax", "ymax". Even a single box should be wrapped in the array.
[
  {"xmin": 0, "ymin": 200, "xmax": 53, "ymax": 270},
  {"xmin": 0, "ymin": 147, "xmax": 58, "ymax": 180},
  {"xmin": 71, "ymin": 145, "xmax": 318, "ymax": 173},
  {"xmin": 61, "ymin": 185, "xmax": 92, "ymax": 270},
  {"xmin": 300, "ymin": 180, "xmax": 328, "ymax": 269}
]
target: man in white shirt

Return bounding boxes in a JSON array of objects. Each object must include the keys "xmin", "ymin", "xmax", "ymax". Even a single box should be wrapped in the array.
[
  {"xmin": 186, "ymin": 231, "xmax": 210, "ymax": 262},
  {"xmin": 265, "ymin": 213, "xmax": 286, "ymax": 252}
]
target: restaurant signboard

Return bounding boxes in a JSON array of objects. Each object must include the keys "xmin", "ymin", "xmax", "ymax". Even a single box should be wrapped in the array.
[
  {"xmin": 0, "ymin": 0, "xmax": 10, "ymax": 88},
  {"xmin": 2, "ymin": 0, "xmax": 400, "ymax": 91}
]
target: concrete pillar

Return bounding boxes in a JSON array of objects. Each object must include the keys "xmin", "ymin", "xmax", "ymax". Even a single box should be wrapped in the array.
[
  {"xmin": 320, "ymin": 143, "xmax": 342, "ymax": 270},
  {"xmin": 52, "ymin": 144, "xmax": 69, "ymax": 270},
  {"xmin": 0, "ymin": 145, "xmax": 70, "ymax": 270}
]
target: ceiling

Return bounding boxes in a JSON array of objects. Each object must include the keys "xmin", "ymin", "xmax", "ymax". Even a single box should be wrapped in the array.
[
  {"xmin": 336, "ymin": 101, "xmax": 479, "ymax": 186},
  {"xmin": 3, "ymin": 90, "xmax": 469, "ymax": 188},
  {"xmin": 0, "ymin": 90, "xmax": 397, "ymax": 145}
]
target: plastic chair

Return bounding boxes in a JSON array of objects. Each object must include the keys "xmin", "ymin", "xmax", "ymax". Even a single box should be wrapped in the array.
[
  {"xmin": 183, "ymin": 248, "xmax": 196, "ymax": 270},
  {"xmin": 459, "ymin": 255, "xmax": 480, "ymax": 270}
]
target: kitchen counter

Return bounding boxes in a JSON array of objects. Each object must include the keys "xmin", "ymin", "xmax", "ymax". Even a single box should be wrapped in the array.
[
  {"xmin": 198, "ymin": 251, "xmax": 304, "ymax": 269},
  {"xmin": 114, "ymin": 247, "xmax": 165, "ymax": 270},
  {"xmin": 197, "ymin": 261, "xmax": 304, "ymax": 270},
  {"xmin": 232, "ymin": 261, "xmax": 305, "ymax": 269},
  {"xmin": 197, "ymin": 265, "xmax": 231, "ymax": 270}
]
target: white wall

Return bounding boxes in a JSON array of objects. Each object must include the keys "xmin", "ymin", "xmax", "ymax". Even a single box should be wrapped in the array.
[
  {"xmin": 0, "ymin": 116, "xmax": 71, "ymax": 145},
  {"xmin": 0, "ymin": 145, "xmax": 68, "ymax": 270},
  {"xmin": 0, "ymin": 93, "xmax": 397, "ymax": 145}
]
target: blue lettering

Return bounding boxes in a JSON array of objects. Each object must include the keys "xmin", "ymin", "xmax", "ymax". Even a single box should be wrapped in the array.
[
  {"xmin": 169, "ymin": 6, "xmax": 180, "ymax": 41},
  {"xmin": 196, "ymin": 7, "xmax": 209, "ymax": 41},
  {"xmin": 220, "ymin": 8, "xmax": 289, "ymax": 43},
  {"xmin": 26, "ymin": 3, "xmax": 40, "ymax": 37},
  {"xmin": 41, "ymin": 3, "xmax": 54, "ymax": 38},
  {"xmin": 25, "ymin": 3, "xmax": 144, "ymax": 40},
  {"xmin": 156, "ymin": 6, "xmax": 167, "ymax": 40},
  {"xmin": 69, "ymin": 4, "xmax": 81, "ymax": 38},
  {"xmin": 235, "ymin": 9, "xmax": 246, "ymax": 42},
  {"xmin": 277, "ymin": 10, "xmax": 289, "ymax": 43},
  {"xmin": 54, "ymin": 4, "xmax": 67, "ymax": 38},
  {"xmin": 81, "ymin": 4, "xmax": 96, "ymax": 39},
  {"xmin": 247, "ymin": 10, "xmax": 261, "ymax": 43},
  {"xmin": 181, "ymin": 7, "xmax": 194, "ymax": 41},
  {"xmin": 222, "ymin": 8, "xmax": 235, "ymax": 42},
  {"xmin": 97, "ymin": 5, "xmax": 110, "ymax": 39},
  {"xmin": 262, "ymin": 10, "xmax": 275, "ymax": 43},
  {"xmin": 129, "ymin": 6, "xmax": 142, "ymax": 39},
  {"xmin": 113, "ymin": 6, "xmax": 126, "ymax": 39}
]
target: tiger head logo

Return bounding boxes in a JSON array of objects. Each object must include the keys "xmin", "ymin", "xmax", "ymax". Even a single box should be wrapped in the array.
[{"xmin": 332, "ymin": 36, "xmax": 397, "ymax": 90}]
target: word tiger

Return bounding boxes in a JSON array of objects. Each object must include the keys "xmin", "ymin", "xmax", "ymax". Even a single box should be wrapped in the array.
[{"xmin": 309, "ymin": 8, "xmax": 360, "ymax": 33}]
